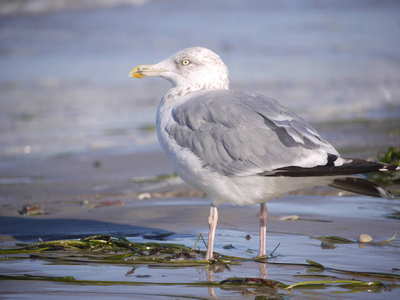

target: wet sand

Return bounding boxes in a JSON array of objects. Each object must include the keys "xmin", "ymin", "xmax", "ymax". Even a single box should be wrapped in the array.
[
  {"xmin": 1, "ymin": 146, "xmax": 400, "ymax": 299},
  {"xmin": 1, "ymin": 0, "xmax": 400, "ymax": 298}
]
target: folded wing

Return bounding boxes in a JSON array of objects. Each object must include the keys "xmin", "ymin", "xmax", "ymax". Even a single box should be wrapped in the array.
[{"xmin": 168, "ymin": 89, "xmax": 341, "ymax": 176}]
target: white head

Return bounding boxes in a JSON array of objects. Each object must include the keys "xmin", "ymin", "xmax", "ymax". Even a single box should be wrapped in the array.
[{"xmin": 129, "ymin": 47, "xmax": 229, "ymax": 96}]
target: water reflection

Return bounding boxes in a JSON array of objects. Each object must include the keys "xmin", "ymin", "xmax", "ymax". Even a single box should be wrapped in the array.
[{"xmin": 205, "ymin": 261, "xmax": 270, "ymax": 298}]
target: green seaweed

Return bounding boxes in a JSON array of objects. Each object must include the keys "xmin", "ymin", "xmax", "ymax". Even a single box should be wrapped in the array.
[
  {"xmin": 0, "ymin": 234, "xmax": 238, "ymax": 267},
  {"xmin": 285, "ymin": 279, "xmax": 383, "ymax": 290},
  {"xmin": 131, "ymin": 173, "xmax": 178, "ymax": 183},
  {"xmin": 0, "ymin": 273, "xmax": 221, "ymax": 287},
  {"xmin": 313, "ymin": 231, "xmax": 397, "ymax": 245},
  {"xmin": 1, "ymin": 235, "xmax": 399, "ymax": 296},
  {"xmin": 0, "ymin": 273, "xmax": 391, "ymax": 295},
  {"xmin": 313, "ymin": 236, "xmax": 355, "ymax": 244},
  {"xmin": 379, "ymin": 146, "xmax": 400, "ymax": 165},
  {"xmin": 303, "ymin": 259, "xmax": 400, "ymax": 280},
  {"xmin": 306, "ymin": 259, "xmax": 325, "ymax": 268},
  {"xmin": 369, "ymin": 146, "xmax": 400, "ymax": 185},
  {"xmin": 0, "ymin": 247, "xmax": 50, "ymax": 255}
]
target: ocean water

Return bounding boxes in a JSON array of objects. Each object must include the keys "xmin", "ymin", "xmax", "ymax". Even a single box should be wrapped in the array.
[{"xmin": 0, "ymin": 0, "xmax": 399, "ymax": 157}]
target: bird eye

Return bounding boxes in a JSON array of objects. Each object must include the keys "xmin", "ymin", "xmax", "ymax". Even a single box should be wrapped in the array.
[{"xmin": 181, "ymin": 59, "xmax": 191, "ymax": 66}]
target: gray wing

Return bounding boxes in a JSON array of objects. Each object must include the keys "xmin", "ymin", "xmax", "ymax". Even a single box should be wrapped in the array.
[{"xmin": 168, "ymin": 89, "xmax": 340, "ymax": 176}]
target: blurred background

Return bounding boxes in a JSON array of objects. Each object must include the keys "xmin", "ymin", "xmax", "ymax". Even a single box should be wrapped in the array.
[{"xmin": 1, "ymin": 0, "xmax": 399, "ymax": 159}]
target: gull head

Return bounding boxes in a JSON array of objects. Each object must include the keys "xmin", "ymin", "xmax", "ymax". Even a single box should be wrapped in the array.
[{"xmin": 129, "ymin": 47, "xmax": 229, "ymax": 93}]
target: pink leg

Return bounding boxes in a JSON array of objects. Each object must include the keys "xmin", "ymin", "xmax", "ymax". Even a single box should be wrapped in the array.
[
  {"xmin": 257, "ymin": 203, "xmax": 268, "ymax": 257},
  {"xmin": 206, "ymin": 205, "xmax": 218, "ymax": 260}
]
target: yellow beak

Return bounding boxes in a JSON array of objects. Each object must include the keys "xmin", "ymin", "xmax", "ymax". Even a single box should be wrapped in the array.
[{"xmin": 128, "ymin": 64, "xmax": 165, "ymax": 78}]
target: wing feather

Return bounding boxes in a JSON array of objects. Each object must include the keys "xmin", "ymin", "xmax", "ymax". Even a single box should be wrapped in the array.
[{"xmin": 168, "ymin": 90, "xmax": 339, "ymax": 176}]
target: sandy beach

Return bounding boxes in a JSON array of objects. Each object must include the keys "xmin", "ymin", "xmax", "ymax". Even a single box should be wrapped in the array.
[
  {"xmin": 1, "ymin": 0, "xmax": 400, "ymax": 298},
  {"xmin": 1, "ymin": 145, "xmax": 400, "ymax": 299}
]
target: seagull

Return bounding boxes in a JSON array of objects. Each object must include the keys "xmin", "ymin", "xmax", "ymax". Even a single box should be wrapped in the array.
[{"xmin": 129, "ymin": 47, "xmax": 399, "ymax": 260}]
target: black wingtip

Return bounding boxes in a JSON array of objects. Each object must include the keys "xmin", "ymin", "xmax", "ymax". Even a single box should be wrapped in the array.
[
  {"xmin": 268, "ymin": 158, "xmax": 399, "ymax": 177},
  {"xmin": 329, "ymin": 177, "xmax": 394, "ymax": 199}
]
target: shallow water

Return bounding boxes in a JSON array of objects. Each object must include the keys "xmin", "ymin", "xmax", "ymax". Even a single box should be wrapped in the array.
[{"xmin": 1, "ymin": 194, "xmax": 399, "ymax": 299}]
